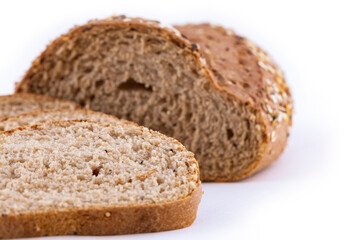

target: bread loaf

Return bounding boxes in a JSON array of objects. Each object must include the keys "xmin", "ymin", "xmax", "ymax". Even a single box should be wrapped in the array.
[
  {"xmin": 16, "ymin": 16, "xmax": 293, "ymax": 181},
  {"xmin": 0, "ymin": 93, "xmax": 80, "ymax": 120},
  {"xmin": 0, "ymin": 109, "xmax": 121, "ymax": 131},
  {"xmin": 0, "ymin": 120, "xmax": 201, "ymax": 238}
]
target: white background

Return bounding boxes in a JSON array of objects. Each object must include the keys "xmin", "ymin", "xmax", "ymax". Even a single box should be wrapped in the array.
[{"xmin": 1, "ymin": 0, "xmax": 359, "ymax": 239}]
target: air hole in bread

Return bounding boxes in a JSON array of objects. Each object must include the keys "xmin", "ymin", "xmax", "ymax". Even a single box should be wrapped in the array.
[
  {"xmin": 117, "ymin": 78, "xmax": 153, "ymax": 92},
  {"xmin": 146, "ymin": 38, "xmax": 162, "ymax": 44},
  {"xmin": 95, "ymin": 80, "xmax": 104, "ymax": 88},
  {"xmin": 185, "ymin": 112, "xmax": 192, "ymax": 121},
  {"xmin": 242, "ymin": 82, "xmax": 250, "ymax": 88},
  {"xmin": 84, "ymin": 66, "xmax": 93, "ymax": 73},
  {"xmin": 226, "ymin": 129, "xmax": 234, "ymax": 140}
]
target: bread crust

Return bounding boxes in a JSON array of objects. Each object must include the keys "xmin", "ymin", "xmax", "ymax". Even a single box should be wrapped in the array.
[
  {"xmin": 0, "ymin": 93, "xmax": 81, "ymax": 120},
  {"xmin": 0, "ymin": 93, "xmax": 81, "ymax": 109},
  {"xmin": 0, "ymin": 186, "xmax": 202, "ymax": 238},
  {"xmin": 0, "ymin": 120, "xmax": 202, "ymax": 238},
  {"xmin": 0, "ymin": 109, "xmax": 121, "ymax": 131},
  {"xmin": 15, "ymin": 16, "xmax": 293, "ymax": 181},
  {"xmin": 175, "ymin": 24, "xmax": 293, "ymax": 181}
]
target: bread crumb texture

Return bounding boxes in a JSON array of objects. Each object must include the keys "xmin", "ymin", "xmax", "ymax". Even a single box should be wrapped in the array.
[
  {"xmin": 16, "ymin": 16, "xmax": 293, "ymax": 181},
  {"xmin": 0, "ymin": 120, "xmax": 199, "ymax": 215}
]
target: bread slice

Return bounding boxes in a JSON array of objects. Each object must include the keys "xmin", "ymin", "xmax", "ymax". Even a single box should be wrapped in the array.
[
  {"xmin": 0, "ymin": 93, "xmax": 80, "ymax": 120},
  {"xmin": 0, "ymin": 109, "xmax": 121, "ymax": 131},
  {"xmin": 16, "ymin": 16, "xmax": 293, "ymax": 181},
  {"xmin": 0, "ymin": 120, "xmax": 201, "ymax": 238}
]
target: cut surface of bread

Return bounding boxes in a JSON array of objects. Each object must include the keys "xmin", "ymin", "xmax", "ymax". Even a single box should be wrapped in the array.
[
  {"xmin": 0, "ymin": 109, "xmax": 121, "ymax": 131},
  {"xmin": 16, "ymin": 16, "xmax": 293, "ymax": 181},
  {"xmin": 0, "ymin": 93, "xmax": 80, "ymax": 120},
  {"xmin": 0, "ymin": 120, "xmax": 201, "ymax": 238}
]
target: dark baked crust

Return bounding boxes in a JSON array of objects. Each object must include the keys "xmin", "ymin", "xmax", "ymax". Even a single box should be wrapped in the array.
[
  {"xmin": 15, "ymin": 16, "xmax": 293, "ymax": 181},
  {"xmin": 0, "ymin": 109, "xmax": 121, "ymax": 130},
  {"xmin": 0, "ymin": 93, "xmax": 80, "ymax": 106},
  {"xmin": 0, "ymin": 185, "xmax": 202, "ymax": 238},
  {"xmin": 175, "ymin": 24, "xmax": 293, "ymax": 180}
]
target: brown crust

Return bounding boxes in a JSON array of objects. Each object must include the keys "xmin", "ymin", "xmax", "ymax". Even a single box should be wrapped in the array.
[
  {"xmin": 0, "ymin": 109, "xmax": 121, "ymax": 126},
  {"xmin": 0, "ymin": 120, "xmax": 202, "ymax": 238},
  {"xmin": 0, "ymin": 93, "xmax": 82, "ymax": 121},
  {"xmin": 175, "ymin": 24, "xmax": 293, "ymax": 181},
  {"xmin": 15, "ymin": 16, "xmax": 293, "ymax": 181},
  {"xmin": 0, "ymin": 186, "xmax": 202, "ymax": 238},
  {"xmin": 0, "ymin": 93, "xmax": 81, "ymax": 109}
]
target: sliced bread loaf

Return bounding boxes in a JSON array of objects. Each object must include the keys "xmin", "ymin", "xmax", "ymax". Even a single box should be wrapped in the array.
[
  {"xmin": 0, "ymin": 93, "xmax": 80, "ymax": 120},
  {"xmin": 16, "ymin": 16, "xmax": 293, "ymax": 181},
  {"xmin": 0, "ymin": 109, "xmax": 121, "ymax": 131},
  {"xmin": 0, "ymin": 120, "xmax": 201, "ymax": 238}
]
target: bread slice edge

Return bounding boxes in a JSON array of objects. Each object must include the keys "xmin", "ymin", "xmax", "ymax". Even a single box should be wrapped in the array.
[
  {"xmin": 0, "ymin": 119, "xmax": 202, "ymax": 237},
  {"xmin": 0, "ymin": 185, "xmax": 202, "ymax": 238}
]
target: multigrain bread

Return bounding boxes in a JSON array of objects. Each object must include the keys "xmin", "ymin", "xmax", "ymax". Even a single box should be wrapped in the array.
[
  {"xmin": 0, "ymin": 93, "xmax": 80, "ymax": 120},
  {"xmin": 16, "ymin": 16, "xmax": 293, "ymax": 181},
  {"xmin": 0, "ymin": 109, "xmax": 122, "ymax": 131},
  {"xmin": 0, "ymin": 120, "xmax": 201, "ymax": 238}
]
